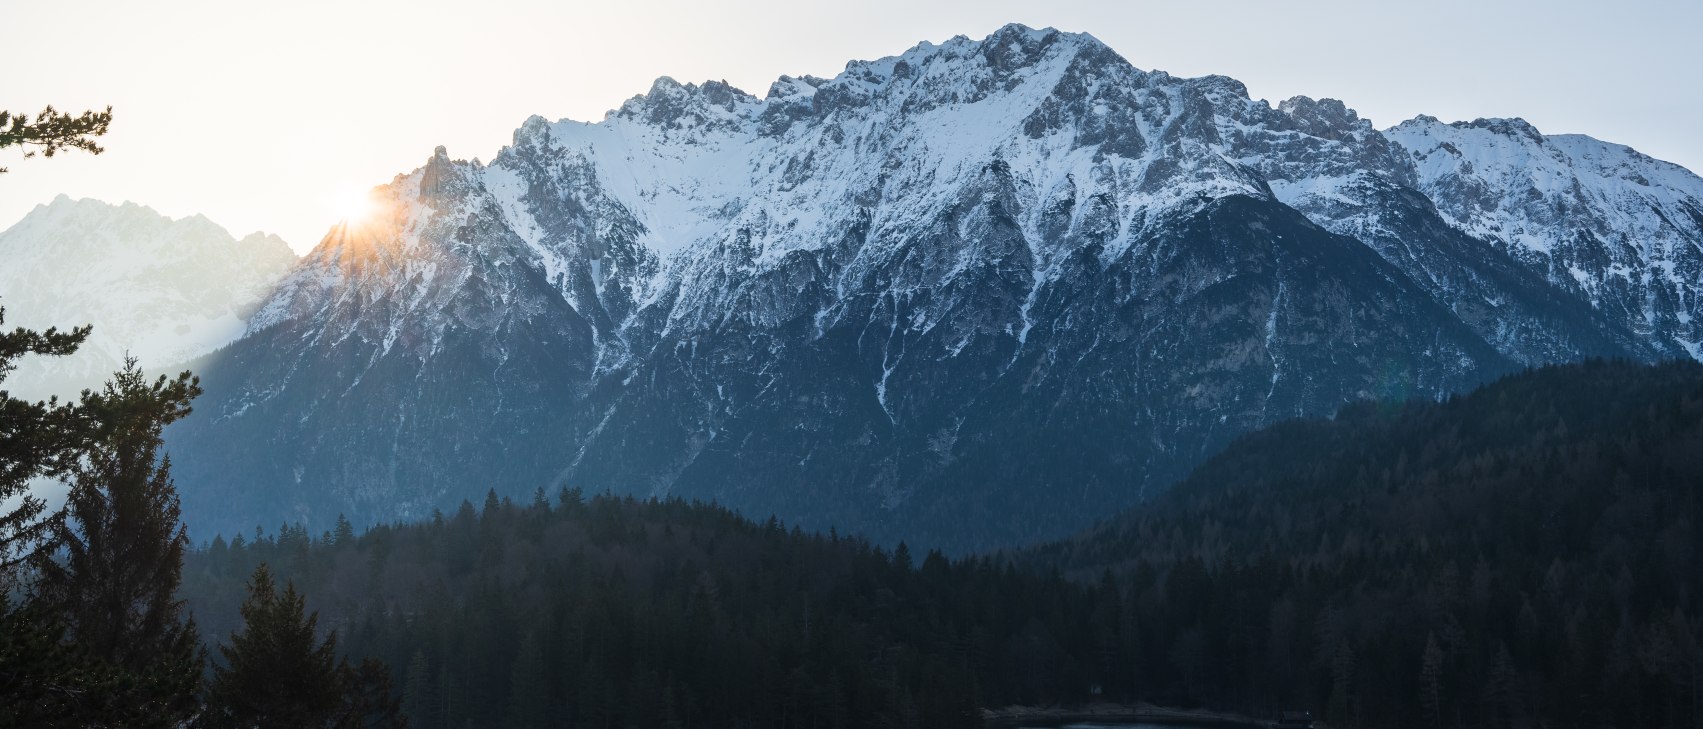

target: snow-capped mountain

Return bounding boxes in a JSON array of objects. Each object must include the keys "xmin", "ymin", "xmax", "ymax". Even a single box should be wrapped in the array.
[
  {"xmin": 1387, "ymin": 117, "xmax": 1703, "ymax": 359},
  {"xmin": 0, "ymin": 196, "xmax": 295, "ymax": 400},
  {"xmin": 168, "ymin": 25, "xmax": 1703, "ymax": 549}
]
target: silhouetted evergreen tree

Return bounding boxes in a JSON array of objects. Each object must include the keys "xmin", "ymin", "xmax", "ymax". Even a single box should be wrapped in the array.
[
  {"xmin": 341, "ymin": 658, "xmax": 406, "ymax": 729},
  {"xmin": 32, "ymin": 358, "xmax": 202, "ymax": 724},
  {"xmin": 332, "ymin": 514, "xmax": 355, "ymax": 547},
  {"xmin": 400, "ymin": 651, "xmax": 436, "ymax": 729},
  {"xmin": 0, "ymin": 311, "xmax": 114, "ymax": 725},
  {"xmin": 202, "ymin": 564, "xmax": 347, "ymax": 728}
]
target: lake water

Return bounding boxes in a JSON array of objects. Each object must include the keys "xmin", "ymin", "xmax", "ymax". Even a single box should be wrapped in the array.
[{"xmin": 1018, "ymin": 724, "xmax": 1249, "ymax": 729}]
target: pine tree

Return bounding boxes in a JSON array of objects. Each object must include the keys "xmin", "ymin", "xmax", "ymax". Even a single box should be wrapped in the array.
[
  {"xmin": 32, "ymin": 358, "xmax": 202, "ymax": 724},
  {"xmin": 401, "ymin": 651, "xmax": 437, "ymax": 729},
  {"xmin": 1486, "ymin": 643, "xmax": 1522, "ymax": 729},
  {"xmin": 1420, "ymin": 633, "xmax": 1445, "ymax": 729},
  {"xmin": 333, "ymin": 514, "xmax": 356, "ymax": 548},
  {"xmin": 203, "ymin": 564, "xmax": 345, "ymax": 728},
  {"xmin": 341, "ymin": 657, "xmax": 406, "ymax": 729},
  {"xmin": 436, "ymin": 663, "xmax": 462, "ymax": 729},
  {"xmin": 1327, "ymin": 642, "xmax": 1356, "ymax": 726}
]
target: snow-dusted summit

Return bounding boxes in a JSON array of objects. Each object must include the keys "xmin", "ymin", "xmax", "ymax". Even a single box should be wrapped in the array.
[{"xmin": 168, "ymin": 25, "xmax": 1703, "ymax": 549}]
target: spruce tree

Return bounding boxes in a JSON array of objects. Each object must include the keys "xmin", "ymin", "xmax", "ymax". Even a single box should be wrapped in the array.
[
  {"xmin": 1420, "ymin": 632, "xmax": 1445, "ymax": 729},
  {"xmin": 343, "ymin": 657, "xmax": 406, "ymax": 729},
  {"xmin": 32, "ymin": 358, "xmax": 202, "ymax": 724},
  {"xmin": 401, "ymin": 651, "xmax": 437, "ymax": 729},
  {"xmin": 204, "ymin": 563, "xmax": 403, "ymax": 729},
  {"xmin": 204, "ymin": 564, "xmax": 345, "ymax": 728},
  {"xmin": 332, "ymin": 514, "xmax": 356, "ymax": 547}
]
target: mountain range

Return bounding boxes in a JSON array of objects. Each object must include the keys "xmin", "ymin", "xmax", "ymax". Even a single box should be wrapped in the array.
[{"xmin": 11, "ymin": 25, "xmax": 1700, "ymax": 549}]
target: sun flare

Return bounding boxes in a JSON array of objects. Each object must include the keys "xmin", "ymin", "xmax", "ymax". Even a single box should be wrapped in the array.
[{"xmin": 331, "ymin": 185, "xmax": 377, "ymax": 225}]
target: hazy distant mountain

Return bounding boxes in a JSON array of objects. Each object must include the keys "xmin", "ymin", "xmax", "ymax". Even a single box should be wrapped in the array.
[
  {"xmin": 170, "ymin": 25, "xmax": 1703, "ymax": 549},
  {"xmin": 0, "ymin": 195, "xmax": 296, "ymax": 400}
]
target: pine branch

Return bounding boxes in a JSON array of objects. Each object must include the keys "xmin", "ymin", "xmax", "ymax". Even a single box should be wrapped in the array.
[{"xmin": 0, "ymin": 105, "xmax": 114, "ymax": 174}]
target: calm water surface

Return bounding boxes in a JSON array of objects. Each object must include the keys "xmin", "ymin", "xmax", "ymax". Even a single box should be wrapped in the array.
[{"xmin": 1019, "ymin": 725, "xmax": 1246, "ymax": 729}]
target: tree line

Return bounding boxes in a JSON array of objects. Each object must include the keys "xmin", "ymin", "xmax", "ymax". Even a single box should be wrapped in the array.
[{"xmin": 183, "ymin": 491, "xmax": 1086, "ymax": 728}]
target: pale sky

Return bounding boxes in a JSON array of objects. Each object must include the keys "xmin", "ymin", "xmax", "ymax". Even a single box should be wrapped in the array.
[{"xmin": 2, "ymin": 0, "xmax": 1698, "ymax": 253}]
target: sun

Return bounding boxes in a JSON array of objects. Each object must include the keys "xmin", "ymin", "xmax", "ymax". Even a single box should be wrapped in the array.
[{"xmin": 330, "ymin": 184, "xmax": 378, "ymax": 225}]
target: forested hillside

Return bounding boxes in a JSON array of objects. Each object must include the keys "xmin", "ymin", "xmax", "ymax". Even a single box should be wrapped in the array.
[
  {"xmin": 182, "ymin": 493, "xmax": 1118, "ymax": 729},
  {"xmin": 1034, "ymin": 359, "xmax": 1703, "ymax": 728},
  {"xmin": 178, "ymin": 360, "xmax": 1703, "ymax": 729}
]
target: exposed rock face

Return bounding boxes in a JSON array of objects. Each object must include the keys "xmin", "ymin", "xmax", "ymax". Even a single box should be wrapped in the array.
[
  {"xmin": 0, "ymin": 196, "xmax": 295, "ymax": 400},
  {"xmin": 167, "ymin": 25, "xmax": 1703, "ymax": 549}
]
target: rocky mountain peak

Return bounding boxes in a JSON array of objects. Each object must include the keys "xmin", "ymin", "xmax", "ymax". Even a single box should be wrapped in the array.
[
  {"xmin": 764, "ymin": 74, "xmax": 825, "ymax": 100},
  {"xmin": 1277, "ymin": 96, "xmax": 1375, "ymax": 141},
  {"xmin": 614, "ymin": 76, "xmax": 760, "ymax": 131},
  {"xmin": 417, "ymin": 145, "xmax": 473, "ymax": 202},
  {"xmin": 1457, "ymin": 116, "xmax": 1546, "ymax": 143},
  {"xmin": 510, "ymin": 115, "xmax": 556, "ymax": 152},
  {"xmin": 978, "ymin": 23, "xmax": 1073, "ymax": 71}
]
